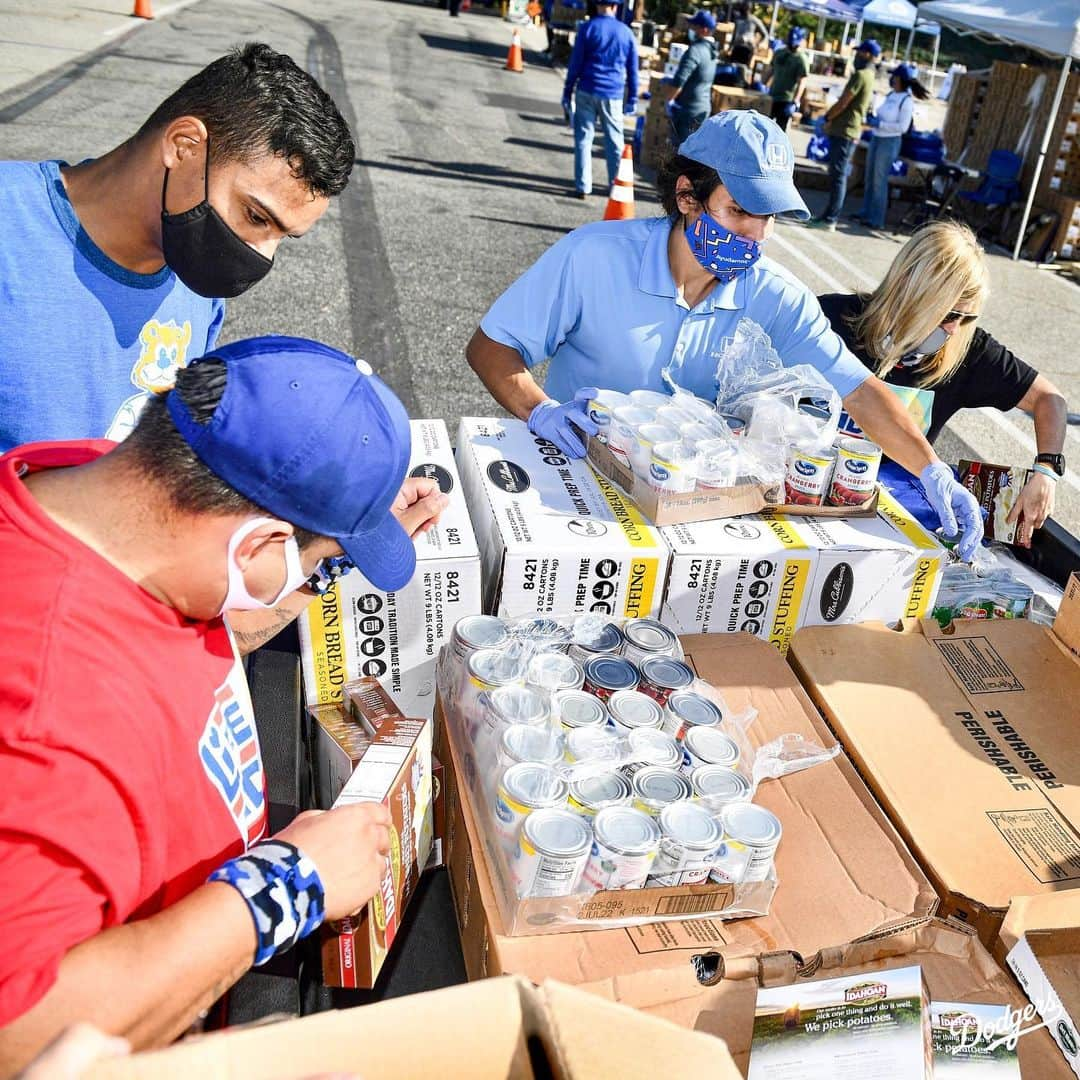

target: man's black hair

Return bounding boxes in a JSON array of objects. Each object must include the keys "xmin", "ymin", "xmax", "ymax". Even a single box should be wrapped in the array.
[
  {"xmin": 138, "ymin": 43, "xmax": 354, "ymax": 198},
  {"xmin": 655, "ymin": 151, "xmax": 724, "ymax": 219},
  {"xmin": 126, "ymin": 360, "xmax": 319, "ymax": 548}
]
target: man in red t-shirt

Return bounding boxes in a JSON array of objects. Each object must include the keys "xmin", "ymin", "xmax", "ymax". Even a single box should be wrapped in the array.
[{"xmin": 0, "ymin": 336, "xmax": 445, "ymax": 1071}]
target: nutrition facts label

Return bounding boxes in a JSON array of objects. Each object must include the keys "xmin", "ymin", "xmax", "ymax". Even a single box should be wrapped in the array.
[
  {"xmin": 934, "ymin": 636, "xmax": 1024, "ymax": 694},
  {"xmin": 986, "ymin": 808, "xmax": 1080, "ymax": 883}
]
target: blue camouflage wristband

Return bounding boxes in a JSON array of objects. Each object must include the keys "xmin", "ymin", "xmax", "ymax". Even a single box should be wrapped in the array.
[{"xmin": 209, "ymin": 840, "xmax": 326, "ymax": 967}]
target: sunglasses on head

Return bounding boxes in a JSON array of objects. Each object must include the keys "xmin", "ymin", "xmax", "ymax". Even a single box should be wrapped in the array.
[
  {"xmin": 306, "ymin": 553, "xmax": 357, "ymax": 596},
  {"xmin": 942, "ymin": 309, "xmax": 979, "ymax": 326}
]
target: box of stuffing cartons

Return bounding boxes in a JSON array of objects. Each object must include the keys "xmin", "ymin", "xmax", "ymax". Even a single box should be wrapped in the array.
[
  {"xmin": 661, "ymin": 491, "xmax": 944, "ymax": 654},
  {"xmin": 456, "ymin": 418, "xmax": 669, "ymax": 620},
  {"xmin": 299, "ymin": 419, "xmax": 481, "ymax": 717}
]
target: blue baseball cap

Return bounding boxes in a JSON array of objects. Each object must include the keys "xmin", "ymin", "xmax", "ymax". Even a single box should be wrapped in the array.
[
  {"xmin": 892, "ymin": 62, "xmax": 917, "ymax": 83},
  {"xmin": 856, "ymin": 38, "xmax": 881, "ymax": 56},
  {"xmin": 167, "ymin": 335, "xmax": 416, "ymax": 592},
  {"xmin": 679, "ymin": 110, "xmax": 810, "ymax": 220},
  {"xmin": 787, "ymin": 25, "xmax": 806, "ymax": 46},
  {"xmin": 689, "ymin": 10, "xmax": 716, "ymax": 30}
]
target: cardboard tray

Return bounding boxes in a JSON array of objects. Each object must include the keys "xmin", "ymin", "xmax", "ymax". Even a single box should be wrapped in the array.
[{"xmin": 586, "ymin": 437, "xmax": 878, "ymax": 526}]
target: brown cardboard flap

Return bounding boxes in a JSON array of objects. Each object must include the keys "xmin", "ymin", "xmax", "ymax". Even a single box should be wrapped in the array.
[
  {"xmin": 1054, "ymin": 572, "xmax": 1080, "ymax": 657},
  {"xmin": 789, "ymin": 618, "xmax": 1080, "ymax": 945},
  {"xmin": 579, "ymin": 918, "xmax": 1071, "ymax": 1078},
  {"xmin": 1002, "ymin": 891, "xmax": 1080, "ymax": 952}
]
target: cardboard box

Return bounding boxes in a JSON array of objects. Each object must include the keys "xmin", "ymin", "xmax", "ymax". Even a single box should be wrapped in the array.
[
  {"xmin": 576, "ymin": 917, "xmax": 1070, "ymax": 1078},
  {"xmin": 661, "ymin": 491, "xmax": 944, "ymax": 654},
  {"xmin": 309, "ymin": 700, "xmax": 371, "ymax": 810},
  {"xmin": 931, "ymin": 1000, "xmax": 1021, "ymax": 1076},
  {"xmin": 1002, "ymin": 891, "xmax": 1080, "ymax": 1077},
  {"xmin": 456, "ymin": 417, "xmax": 670, "ymax": 620},
  {"xmin": 299, "ymin": 419, "xmax": 481, "ymax": 718},
  {"xmin": 788, "ymin": 578, "xmax": 1080, "ymax": 951},
  {"xmin": 320, "ymin": 711, "xmax": 434, "ymax": 988},
  {"xmin": 586, "ymin": 436, "xmax": 878, "ymax": 526},
  {"xmin": 959, "ymin": 459, "xmax": 1032, "ymax": 545},
  {"xmin": 711, "ymin": 84, "xmax": 771, "ymax": 116},
  {"xmin": 428, "ymin": 753, "xmax": 446, "ymax": 871},
  {"xmin": 87, "ymin": 975, "xmax": 742, "ymax": 1080},
  {"xmin": 438, "ymin": 632, "xmax": 936, "ymax": 985},
  {"xmin": 343, "ymin": 674, "xmax": 402, "ymax": 735}
]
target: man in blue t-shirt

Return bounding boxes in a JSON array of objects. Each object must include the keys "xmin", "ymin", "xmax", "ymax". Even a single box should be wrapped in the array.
[
  {"xmin": 562, "ymin": 0, "xmax": 639, "ymax": 198},
  {"xmin": 0, "ymin": 43, "xmax": 355, "ymax": 450}
]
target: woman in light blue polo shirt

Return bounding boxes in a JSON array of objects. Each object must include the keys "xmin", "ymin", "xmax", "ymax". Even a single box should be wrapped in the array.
[{"xmin": 466, "ymin": 110, "xmax": 984, "ymax": 558}]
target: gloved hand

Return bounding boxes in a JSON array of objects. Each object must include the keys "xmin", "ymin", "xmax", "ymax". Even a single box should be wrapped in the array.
[
  {"xmin": 528, "ymin": 387, "xmax": 600, "ymax": 459},
  {"xmin": 624, "ymin": 100, "xmax": 637, "ymax": 117},
  {"xmin": 920, "ymin": 462, "xmax": 984, "ymax": 561},
  {"xmin": 664, "ymin": 100, "xmax": 678, "ymax": 119}
]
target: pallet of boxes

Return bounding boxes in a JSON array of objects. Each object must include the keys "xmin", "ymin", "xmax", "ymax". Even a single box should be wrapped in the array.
[{"xmin": 641, "ymin": 69, "xmax": 671, "ymax": 170}]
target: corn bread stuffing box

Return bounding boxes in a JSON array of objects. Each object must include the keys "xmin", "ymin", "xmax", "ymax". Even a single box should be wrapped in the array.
[
  {"xmin": 788, "ymin": 572, "xmax": 1080, "ymax": 951},
  {"xmin": 437, "ymin": 631, "xmax": 937, "ymax": 988}
]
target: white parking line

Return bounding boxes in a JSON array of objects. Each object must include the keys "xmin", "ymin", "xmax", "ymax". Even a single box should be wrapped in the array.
[
  {"xmin": 792, "ymin": 226, "xmax": 878, "ymax": 289},
  {"xmin": 974, "ymin": 407, "xmax": 1080, "ymax": 495},
  {"xmin": 101, "ymin": 0, "xmax": 201, "ymax": 37},
  {"xmin": 769, "ymin": 231, "xmax": 848, "ymax": 294}
]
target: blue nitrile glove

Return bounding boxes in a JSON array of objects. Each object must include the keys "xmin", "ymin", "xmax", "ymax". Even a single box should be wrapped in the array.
[
  {"xmin": 665, "ymin": 100, "xmax": 678, "ymax": 119},
  {"xmin": 625, "ymin": 100, "xmax": 637, "ymax": 117},
  {"xmin": 920, "ymin": 462, "xmax": 984, "ymax": 561},
  {"xmin": 528, "ymin": 387, "xmax": 600, "ymax": 458}
]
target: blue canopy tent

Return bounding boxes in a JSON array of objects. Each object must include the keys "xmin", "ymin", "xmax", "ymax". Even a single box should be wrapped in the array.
[
  {"xmin": 853, "ymin": 0, "xmax": 941, "ymax": 68},
  {"xmin": 766, "ymin": 0, "xmax": 863, "ymax": 49}
]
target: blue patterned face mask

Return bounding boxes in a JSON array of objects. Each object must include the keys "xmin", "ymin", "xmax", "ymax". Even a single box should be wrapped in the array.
[{"xmin": 685, "ymin": 211, "xmax": 762, "ymax": 280}]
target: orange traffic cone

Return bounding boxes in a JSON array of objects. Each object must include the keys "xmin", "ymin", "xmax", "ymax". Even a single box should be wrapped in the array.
[
  {"xmin": 133, "ymin": 0, "xmax": 153, "ymax": 18},
  {"xmin": 505, "ymin": 29, "xmax": 524, "ymax": 72},
  {"xmin": 603, "ymin": 145, "xmax": 635, "ymax": 220}
]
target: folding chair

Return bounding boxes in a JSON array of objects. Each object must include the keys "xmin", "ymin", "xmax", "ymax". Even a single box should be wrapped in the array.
[{"xmin": 956, "ymin": 149, "xmax": 1022, "ymax": 240}]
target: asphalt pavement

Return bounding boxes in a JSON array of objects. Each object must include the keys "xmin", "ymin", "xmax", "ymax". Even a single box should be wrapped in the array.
[{"xmin": 1, "ymin": 0, "xmax": 1078, "ymax": 534}]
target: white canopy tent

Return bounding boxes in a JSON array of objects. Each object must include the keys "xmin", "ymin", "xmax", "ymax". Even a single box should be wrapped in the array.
[{"xmin": 919, "ymin": 0, "xmax": 1080, "ymax": 259}]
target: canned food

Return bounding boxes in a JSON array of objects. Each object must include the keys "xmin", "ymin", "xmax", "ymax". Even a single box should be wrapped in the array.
[
  {"xmin": 630, "ymin": 422, "xmax": 680, "ymax": 479},
  {"xmin": 631, "ymin": 766, "xmax": 693, "ymax": 816},
  {"xmin": 694, "ymin": 439, "xmax": 739, "ymax": 490},
  {"xmin": 628, "ymin": 389, "xmax": 672, "ymax": 412},
  {"xmin": 514, "ymin": 617, "xmax": 572, "ymax": 651},
  {"xmin": 494, "ymin": 763, "xmax": 569, "ymax": 851},
  {"xmin": 638, "ymin": 656, "xmax": 695, "ymax": 706},
  {"xmin": 587, "ymin": 390, "xmax": 630, "ymax": 443},
  {"xmin": 649, "ymin": 440, "xmax": 699, "ymax": 493},
  {"xmin": 582, "ymin": 656, "xmax": 639, "ymax": 701},
  {"xmin": 690, "ymin": 764, "xmax": 752, "ymax": 805},
  {"xmin": 681, "ymin": 726, "xmax": 741, "ymax": 772},
  {"xmin": 565, "ymin": 725, "xmax": 621, "ymax": 765},
  {"xmin": 607, "ymin": 689, "xmax": 664, "ymax": 734},
  {"xmin": 663, "ymin": 690, "xmax": 723, "ymax": 741},
  {"xmin": 486, "ymin": 684, "xmax": 549, "ymax": 731},
  {"xmin": 647, "ymin": 800, "xmax": 724, "ymax": 886},
  {"xmin": 567, "ymin": 619, "xmax": 625, "ymax": 665},
  {"xmin": 451, "ymin": 614, "xmax": 510, "ymax": 660},
  {"xmin": 582, "ymin": 805, "xmax": 661, "ymax": 890},
  {"xmin": 655, "ymin": 404, "xmax": 697, "ymax": 430},
  {"xmin": 828, "ymin": 436, "xmax": 882, "ymax": 507},
  {"xmin": 622, "ymin": 618, "xmax": 679, "ymax": 666},
  {"xmin": 526, "ymin": 651, "xmax": 585, "ymax": 695},
  {"xmin": 513, "ymin": 808, "xmax": 592, "ymax": 898},
  {"xmin": 497, "ymin": 723, "xmax": 565, "ymax": 770},
  {"xmin": 784, "ymin": 448, "xmax": 836, "ymax": 507},
  {"xmin": 622, "ymin": 728, "xmax": 683, "ymax": 778},
  {"xmin": 551, "ymin": 689, "xmax": 608, "ymax": 731},
  {"xmin": 608, "ymin": 405, "xmax": 654, "ymax": 462},
  {"xmin": 711, "ymin": 802, "xmax": 783, "ymax": 885},
  {"xmin": 462, "ymin": 648, "xmax": 528, "ymax": 732},
  {"xmin": 679, "ymin": 420, "xmax": 716, "ymax": 448},
  {"xmin": 718, "ymin": 413, "xmax": 746, "ymax": 437},
  {"xmin": 568, "ymin": 771, "xmax": 632, "ymax": 815}
]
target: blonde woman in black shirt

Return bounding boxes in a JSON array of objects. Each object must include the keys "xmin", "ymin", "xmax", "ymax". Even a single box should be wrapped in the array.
[{"xmin": 819, "ymin": 221, "xmax": 1067, "ymax": 547}]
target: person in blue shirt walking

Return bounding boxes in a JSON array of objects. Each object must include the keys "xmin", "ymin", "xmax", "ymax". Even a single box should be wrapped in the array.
[
  {"xmin": 466, "ymin": 110, "xmax": 984, "ymax": 558},
  {"xmin": 666, "ymin": 12, "xmax": 719, "ymax": 146},
  {"xmin": 0, "ymin": 43, "xmax": 353, "ymax": 452},
  {"xmin": 562, "ymin": 0, "xmax": 639, "ymax": 198}
]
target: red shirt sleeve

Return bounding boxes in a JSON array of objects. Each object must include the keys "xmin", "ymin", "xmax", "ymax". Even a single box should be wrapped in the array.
[{"xmin": 0, "ymin": 743, "xmax": 141, "ymax": 1026}]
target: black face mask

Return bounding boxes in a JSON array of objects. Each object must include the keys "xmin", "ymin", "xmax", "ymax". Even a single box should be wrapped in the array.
[
  {"xmin": 853, "ymin": 56, "xmax": 870, "ymax": 70},
  {"xmin": 161, "ymin": 154, "xmax": 273, "ymax": 298}
]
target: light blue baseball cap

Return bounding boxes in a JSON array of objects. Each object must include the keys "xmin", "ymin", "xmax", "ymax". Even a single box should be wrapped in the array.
[{"xmin": 678, "ymin": 110, "xmax": 810, "ymax": 220}]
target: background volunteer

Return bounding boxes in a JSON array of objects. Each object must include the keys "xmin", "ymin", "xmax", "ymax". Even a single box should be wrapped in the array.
[
  {"xmin": 0, "ymin": 337, "xmax": 445, "ymax": 1072},
  {"xmin": 666, "ymin": 11, "xmax": 718, "ymax": 146},
  {"xmin": 767, "ymin": 26, "xmax": 809, "ymax": 132},
  {"xmin": 808, "ymin": 39, "xmax": 879, "ymax": 231},
  {"xmin": 467, "ymin": 110, "xmax": 985, "ymax": 558},
  {"xmin": 562, "ymin": 0, "xmax": 639, "ymax": 199}
]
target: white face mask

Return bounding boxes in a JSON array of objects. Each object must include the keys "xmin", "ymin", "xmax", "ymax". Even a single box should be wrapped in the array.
[{"xmin": 219, "ymin": 517, "xmax": 309, "ymax": 615}]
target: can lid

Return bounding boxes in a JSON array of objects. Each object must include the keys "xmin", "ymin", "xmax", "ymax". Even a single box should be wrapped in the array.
[
  {"xmin": 527, "ymin": 651, "xmax": 584, "ymax": 691},
  {"xmin": 570, "ymin": 771, "xmax": 631, "ymax": 807},
  {"xmin": 634, "ymin": 767, "xmax": 692, "ymax": 803},
  {"xmin": 608, "ymin": 690, "xmax": 664, "ymax": 729},
  {"xmin": 456, "ymin": 615, "xmax": 509, "ymax": 649},
  {"xmin": 503, "ymin": 762, "xmax": 568, "ymax": 806},
  {"xmin": 490, "ymin": 684, "xmax": 548, "ymax": 724},
  {"xmin": 660, "ymin": 800, "xmax": 722, "ymax": 849},
  {"xmin": 594, "ymin": 805, "xmax": 661, "ymax": 853},
  {"xmin": 503, "ymin": 723, "xmax": 564, "ymax": 765},
  {"xmin": 692, "ymin": 765, "xmax": 751, "ymax": 800},
  {"xmin": 523, "ymin": 808, "xmax": 592, "ymax": 856},
  {"xmin": 470, "ymin": 648, "xmax": 526, "ymax": 685},
  {"xmin": 721, "ymin": 802, "xmax": 782, "ymax": 845},
  {"xmin": 567, "ymin": 725, "xmax": 620, "ymax": 759},
  {"xmin": 668, "ymin": 691, "xmax": 723, "ymax": 728},
  {"xmin": 571, "ymin": 616, "xmax": 623, "ymax": 652},
  {"xmin": 640, "ymin": 656, "xmax": 694, "ymax": 690},
  {"xmin": 684, "ymin": 726, "xmax": 740, "ymax": 766},
  {"xmin": 553, "ymin": 690, "xmax": 607, "ymax": 728},
  {"xmin": 583, "ymin": 656, "xmax": 639, "ymax": 691},
  {"xmin": 627, "ymin": 728, "xmax": 682, "ymax": 765},
  {"xmin": 624, "ymin": 618, "xmax": 675, "ymax": 651}
]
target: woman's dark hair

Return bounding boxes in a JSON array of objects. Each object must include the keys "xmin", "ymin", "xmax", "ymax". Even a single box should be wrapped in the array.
[
  {"xmin": 125, "ymin": 360, "xmax": 319, "ymax": 546},
  {"xmin": 892, "ymin": 67, "xmax": 930, "ymax": 101},
  {"xmin": 656, "ymin": 150, "xmax": 723, "ymax": 218},
  {"xmin": 137, "ymin": 43, "xmax": 354, "ymax": 198}
]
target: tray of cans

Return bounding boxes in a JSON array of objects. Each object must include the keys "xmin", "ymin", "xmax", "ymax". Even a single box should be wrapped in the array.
[
  {"xmin": 584, "ymin": 388, "xmax": 881, "ymax": 526},
  {"xmin": 438, "ymin": 611, "xmax": 790, "ymax": 936}
]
